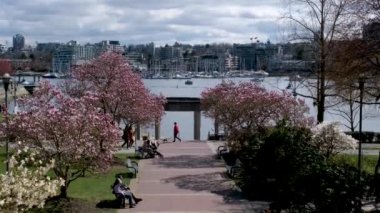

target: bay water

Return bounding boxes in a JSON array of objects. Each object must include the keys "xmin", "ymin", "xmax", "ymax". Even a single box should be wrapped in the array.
[{"xmin": 9, "ymin": 76, "xmax": 380, "ymax": 140}]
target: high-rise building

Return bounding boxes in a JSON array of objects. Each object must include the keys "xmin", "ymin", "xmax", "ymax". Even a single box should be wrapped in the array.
[
  {"xmin": 232, "ymin": 43, "xmax": 276, "ymax": 71},
  {"xmin": 52, "ymin": 45, "xmax": 75, "ymax": 73},
  {"xmin": 13, "ymin": 34, "xmax": 25, "ymax": 51},
  {"xmin": 36, "ymin": 42, "xmax": 61, "ymax": 52}
]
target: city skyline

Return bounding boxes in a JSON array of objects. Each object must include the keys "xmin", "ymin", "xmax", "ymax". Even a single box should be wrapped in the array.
[{"xmin": 0, "ymin": 0, "xmax": 285, "ymax": 46}]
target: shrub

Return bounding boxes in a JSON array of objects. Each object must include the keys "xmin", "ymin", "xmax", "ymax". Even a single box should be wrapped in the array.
[
  {"xmin": 236, "ymin": 122, "xmax": 373, "ymax": 212},
  {"xmin": 0, "ymin": 146, "xmax": 63, "ymax": 212},
  {"xmin": 312, "ymin": 163, "xmax": 372, "ymax": 212},
  {"xmin": 311, "ymin": 121, "xmax": 358, "ymax": 159},
  {"xmin": 236, "ymin": 123, "xmax": 323, "ymax": 211}
]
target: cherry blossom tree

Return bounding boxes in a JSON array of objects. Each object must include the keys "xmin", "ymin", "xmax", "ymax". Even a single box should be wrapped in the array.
[
  {"xmin": 311, "ymin": 121, "xmax": 358, "ymax": 158},
  {"xmin": 201, "ymin": 81, "xmax": 314, "ymax": 146},
  {"xmin": 64, "ymin": 52, "xmax": 166, "ymax": 125},
  {"xmin": 5, "ymin": 82, "xmax": 120, "ymax": 198},
  {"xmin": 0, "ymin": 145, "xmax": 63, "ymax": 212}
]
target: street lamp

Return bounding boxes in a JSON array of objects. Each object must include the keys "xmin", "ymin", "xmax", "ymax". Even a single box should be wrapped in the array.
[
  {"xmin": 2, "ymin": 73, "xmax": 11, "ymax": 172},
  {"xmin": 358, "ymin": 75, "xmax": 365, "ymax": 181}
]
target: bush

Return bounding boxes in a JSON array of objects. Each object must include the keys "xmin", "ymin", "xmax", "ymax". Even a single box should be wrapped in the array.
[
  {"xmin": 236, "ymin": 124, "xmax": 323, "ymax": 210},
  {"xmin": 236, "ymin": 123, "xmax": 373, "ymax": 212},
  {"xmin": 221, "ymin": 152, "xmax": 238, "ymax": 166},
  {"xmin": 311, "ymin": 163, "xmax": 372, "ymax": 213}
]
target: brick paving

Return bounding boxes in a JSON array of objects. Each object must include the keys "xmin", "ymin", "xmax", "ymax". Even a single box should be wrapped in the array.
[{"xmin": 118, "ymin": 140, "xmax": 269, "ymax": 213}]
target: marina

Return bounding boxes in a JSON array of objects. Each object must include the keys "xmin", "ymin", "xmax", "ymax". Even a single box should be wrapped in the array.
[{"xmin": 3, "ymin": 75, "xmax": 380, "ymax": 140}]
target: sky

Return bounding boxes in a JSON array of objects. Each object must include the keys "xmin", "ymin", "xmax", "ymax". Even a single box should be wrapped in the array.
[{"xmin": 0, "ymin": 0, "xmax": 286, "ymax": 47}]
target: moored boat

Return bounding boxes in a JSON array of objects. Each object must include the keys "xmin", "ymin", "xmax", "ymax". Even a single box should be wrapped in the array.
[
  {"xmin": 185, "ymin": 79, "xmax": 193, "ymax": 85},
  {"xmin": 42, "ymin": 73, "xmax": 60, "ymax": 79}
]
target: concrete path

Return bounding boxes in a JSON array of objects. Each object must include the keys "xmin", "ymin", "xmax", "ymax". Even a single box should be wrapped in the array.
[{"xmin": 118, "ymin": 140, "xmax": 269, "ymax": 213}]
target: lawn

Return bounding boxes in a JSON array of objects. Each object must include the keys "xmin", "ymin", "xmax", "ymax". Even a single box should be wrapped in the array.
[
  {"xmin": 332, "ymin": 154, "xmax": 379, "ymax": 175},
  {"xmin": 0, "ymin": 146, "xmax": 6, "ymax": 172},
  {"xmin": 0, "ymin": 146, "xmax": 137, "ymax": 212},
  {"xmin": 68, "ymin": 153, "xmax": 133, "ymax": 201}
]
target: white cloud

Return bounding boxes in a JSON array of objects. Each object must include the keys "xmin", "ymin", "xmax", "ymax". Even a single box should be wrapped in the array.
[
  {"xmin": 0, "ymin": 0, "xmax": 285, "ymax": 46},
  {"xmin": 149, "ymin": 9, "xmax": 184, "ymax": 21}
]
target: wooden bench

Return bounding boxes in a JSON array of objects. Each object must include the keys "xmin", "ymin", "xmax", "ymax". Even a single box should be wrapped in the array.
[
  {"xmin": 136, "ymin": 146, "xmax": 152, "ymax": 159},
  {"xmin": 225, "ymin": 159, "xmax": 242, "ymax": 178},
  {"xmin": 220, "ymin": 150, "xmax": 241, "ymax": 178},
  {"xmin": 217, "ymin": 145, "xmax": 228, "ymax": 159},
  {"xmin": 125, "ymin": 159, "xmax": 138, "ymax": 178},
  {"xmin": 111, "ymin": 190, "xmax": 126, "ymax": 208},
  {"xmin": 136, "ymin": 147, "xmax": 145, "ymax": 159}
]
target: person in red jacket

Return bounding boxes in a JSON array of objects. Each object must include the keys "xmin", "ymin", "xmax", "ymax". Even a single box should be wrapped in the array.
[{"xmin": 173, "ymin": 122, "xmax": 182, "ymax": 142}]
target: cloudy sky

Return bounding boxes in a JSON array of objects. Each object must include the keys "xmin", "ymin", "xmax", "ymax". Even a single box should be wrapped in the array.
[{"xmin": 0, "ymin": 0, "xmax": 286, "ymax": 46}]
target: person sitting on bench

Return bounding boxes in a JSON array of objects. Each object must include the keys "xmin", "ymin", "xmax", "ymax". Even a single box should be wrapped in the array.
[
  {"xmin": 138, "ymin": 136, "xmax": 164, "ymax": 158},
  {"xmin": 112, "ymin": 175, "xmax": 142, "ymax": 208}
]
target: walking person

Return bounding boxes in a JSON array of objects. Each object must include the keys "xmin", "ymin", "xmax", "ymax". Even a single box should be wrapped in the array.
[
  {"xmin": 127, "ymin": 125, "xmax": 135, "ymax": 148},
  {"xmin": 173, "ymin": 122, "xmax": 182, "ymax": 142},
  {"xmin": 121, "ymin": 125, "xmax": 130, "ymax": 149}
]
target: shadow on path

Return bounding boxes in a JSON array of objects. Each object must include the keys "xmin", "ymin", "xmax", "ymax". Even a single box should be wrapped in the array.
[
  {"xmin": 164, "ymin": 172, "xmax": 270, "ymax": 211},
  {"xmin": 152, "ymin": 155, "xmax": 224, "ymax": 168},
  {"xmin": 164, "ymin": 171, "xmax": 244, "ymax": 204}
]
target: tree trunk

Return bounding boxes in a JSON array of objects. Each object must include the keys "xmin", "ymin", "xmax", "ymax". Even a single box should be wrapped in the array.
[
  {"xmin": 60, "ymin": 185, "xmax": 68, "ymax": 198},
  {"xmin": 317, "ymin": 77, "xmax": 325, "ymax": 123},
  {"xmin": 349, "ymin": 101, "xmax": 355, "ymax": 132},
  {"xmin": 317, "ymin": 15, "xmax": 326, "ymax": 124}
]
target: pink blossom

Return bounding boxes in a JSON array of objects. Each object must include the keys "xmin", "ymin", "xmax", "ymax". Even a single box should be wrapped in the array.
[
  {"xmin": 5, "ymin": 82, "xmax": 120, "ymax": 197},
  {"xmin": 201, "ymin": 81, "xmax": 314, "ymax": 141},
  {"xmin": 64, "ymin": 52, "xmax": 166, "ymax": 125}
]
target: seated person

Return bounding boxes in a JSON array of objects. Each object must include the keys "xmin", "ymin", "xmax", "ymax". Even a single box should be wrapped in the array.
[
  {"xmin": 139, "ymin": 136, "xmax": 163, "ymax": 158},
  {"xmin": 150, "ymin": 139, "xmax": 159, "ymax": 149},
  {"xmin": 112, "ymin": 175, "xmax": 142, "ymax": 208}
]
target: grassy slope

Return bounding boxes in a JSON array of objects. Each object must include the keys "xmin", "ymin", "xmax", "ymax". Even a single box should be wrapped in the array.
[{"xmin": 332, "ymin": 154, "xmax": 378, "ymax": 175}]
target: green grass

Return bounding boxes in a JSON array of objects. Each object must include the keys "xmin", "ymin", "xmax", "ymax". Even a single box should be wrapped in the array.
[
  {"xmin": 0, "ymin": 146, "xmax": 6, "ymax": 172},
  {"xmin": 68, "ymin": 153, "xmax": 135, "ymax": 201},
  {"xmin": 363, "ymin": 147, "xmax": 380, "ymax": 150},
  {"xmin": 332, "ymin": 154, "xmax": 379, "ymax": 175}
]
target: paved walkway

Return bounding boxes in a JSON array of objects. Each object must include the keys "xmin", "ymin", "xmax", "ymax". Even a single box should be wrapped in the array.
[{"xmin": 118, "ymin": 140, "xmax": 269, "ymax": 213}]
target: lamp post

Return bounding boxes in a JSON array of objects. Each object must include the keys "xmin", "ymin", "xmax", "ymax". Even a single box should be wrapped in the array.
[
  {"xmin": 2, "ymin": 73, "xmax": 11, "ymax": 172},
  {"xmin": 13, "ymin": 79, "xmax": 17, "ymax": 112},
  {"xmin": 358, "ymin": 75, "xmax": 365, "ymax": 181}
]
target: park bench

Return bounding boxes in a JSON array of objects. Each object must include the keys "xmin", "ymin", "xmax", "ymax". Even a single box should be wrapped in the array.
[
  {"xmin": 136, "ymin": 146, "xmax": 152, "ymax": 159},
  {"xmin": 125, "ymin": 159, "xmax": 138, "ymax": 178},
  {"xmin": 111, "ymin": 189, "xmax": 126, "ymax": 208},
  {"xmin": 217, "ymin": 144, "xmax": 228, "ymax": 159},
  {"xmin": 225, "ymin": 158, "xmax": 242, "ymax": 178},
  {"xmin": 136, "ymin": 139, "xmax": 162, "ymax": 159},
  {"xmin": 219, "ymin": 147, "xmax": 242, "ymax": 178},
  {"xmin": 136, "ymin": 148, "xmax": 144, "ymax": 159}
]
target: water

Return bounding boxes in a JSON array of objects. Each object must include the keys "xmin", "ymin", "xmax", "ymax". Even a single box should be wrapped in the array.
[{"xmin": 9, "ymin": 77, "xmax": 380, "ymax": 140}]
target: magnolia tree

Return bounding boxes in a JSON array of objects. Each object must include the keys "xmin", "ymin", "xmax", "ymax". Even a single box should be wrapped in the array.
[
  {"xmin": 311, "ymin": 121, "xmax": 358, "ymax": 159},
  {"xmin": 0, "ymin": 145, "xmax": 63, "ymax": 212},
  {"xmin": 6, "ymin": 82, "xmax": 120, "ymax": 198},
  {"xmin": 63, "ymin": 52, "xmax": 166, "ymax": 125},
  {"xmin": 201, "ymin": 81, "xmax": 314, "ymax": 147}
]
